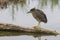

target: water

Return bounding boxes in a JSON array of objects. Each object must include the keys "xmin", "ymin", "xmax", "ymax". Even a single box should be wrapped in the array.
[{"xmin": 0, "ymin": 0, "xmax": 60, "ymax": 40}]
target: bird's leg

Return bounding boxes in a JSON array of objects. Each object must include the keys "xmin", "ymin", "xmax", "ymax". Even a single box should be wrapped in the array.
[
  {"xmin": 34, "ymin": 22, "xmax": 41, "ymax": 30},
  {"xmin": 37, "ymin": 22, "xmax": 40, "ymax": 28},
  {"xmin": 37, "ymin": 22, "xmax": 41, "ymax": 29}
]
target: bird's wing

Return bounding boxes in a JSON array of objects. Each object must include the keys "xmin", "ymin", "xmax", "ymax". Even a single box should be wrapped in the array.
[{"xmin": 36, "ymin": 10, "xmax": 47, "ymax": 23}]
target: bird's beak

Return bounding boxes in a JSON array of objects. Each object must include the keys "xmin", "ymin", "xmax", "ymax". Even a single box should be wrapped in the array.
[{"xmin": 27, "ymin": 11, "xmax": 31, "ymax": 14}]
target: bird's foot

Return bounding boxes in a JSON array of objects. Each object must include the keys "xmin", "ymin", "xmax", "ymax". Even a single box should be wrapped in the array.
[{"xmin": 33, "ymin": 26, "xmax": 41, "ymax": 30}]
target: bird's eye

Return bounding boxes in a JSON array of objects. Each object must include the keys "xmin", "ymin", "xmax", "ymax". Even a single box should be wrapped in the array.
[{"xmin": 30, "ymin": 8, "xmax": 35, "ymax": 11}]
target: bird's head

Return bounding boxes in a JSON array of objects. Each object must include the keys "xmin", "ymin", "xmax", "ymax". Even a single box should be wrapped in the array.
[{"xmin": 27, "ymin": 8, "xmax": 35, "ymax": 13}]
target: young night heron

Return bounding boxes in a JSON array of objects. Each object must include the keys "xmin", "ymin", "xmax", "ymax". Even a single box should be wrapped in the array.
[{"xmin": 27, "ymin": 8, "xmax": 47, "ymax": 29}]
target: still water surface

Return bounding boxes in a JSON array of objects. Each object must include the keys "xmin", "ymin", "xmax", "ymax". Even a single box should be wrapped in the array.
[{"xmin": 0, "ymin": 0, "xmax": 60, "ymax": 40}]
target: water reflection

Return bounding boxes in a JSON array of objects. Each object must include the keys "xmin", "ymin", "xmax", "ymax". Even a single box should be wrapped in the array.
[
  {"xmin": 0, "ymin": 0, "xmax": 59, "ymax": 9},
  {"xmin": 50, "ymin": 0, "xmax": 58, "ymax": 9},
  {"xmin": 0, "ymin": 0, "xmax": 59, "ymax": 20},
  {"xmin": 19, "ymin": 0, "xmax": 26, "ymax": 7},
  {"xmin": 39, "ymin": 0, "xmax": 47, "ymax": 7},
  {"xmin": 10, "ymin": 0, "xmax": 59, "ymax": 20}
]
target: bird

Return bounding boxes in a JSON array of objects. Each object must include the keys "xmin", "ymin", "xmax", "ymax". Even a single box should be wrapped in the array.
[{"xmin": 27, "ymin": 8, "xmax": 47, "ymax": 29}]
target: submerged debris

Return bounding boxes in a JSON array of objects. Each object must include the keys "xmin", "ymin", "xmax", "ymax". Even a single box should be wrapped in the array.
[{"xmin": 0, "ymin": 23, "xmax": 59, "ymax": 37}]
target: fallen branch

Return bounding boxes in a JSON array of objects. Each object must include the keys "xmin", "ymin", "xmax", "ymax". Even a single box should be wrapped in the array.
[{"xmin": 0, "ymin": 23, "xmax": 59, "ymax": 37}]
